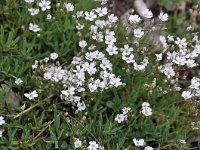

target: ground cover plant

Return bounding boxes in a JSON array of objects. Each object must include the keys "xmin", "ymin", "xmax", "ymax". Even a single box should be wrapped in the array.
[{"xmin": 0, "ymin": 0, "xmax": 200, "ymax": 149}]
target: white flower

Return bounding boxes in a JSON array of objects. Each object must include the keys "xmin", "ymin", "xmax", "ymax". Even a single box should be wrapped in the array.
[
  {"xmin": 186, "ymin": 59, "xmax": 197, "ymax": 68},
  {"xmin": 38, "ymin": 0, "xmax": 51, "ymax": 11},
  {"xmin": 129, "ymin": 14, "xmax": 141, "ymax": 24},
  {"xmin": 24, "ymin": 90, "xmax": 38, "ymax": 100},
  {"xmin": 95, "ymin": 7, "xmax": 108, "ymax": 17},
  {"xmin": 160, "ymin": 36, "xmax": 167, "ymax": 48},
  {"xmin": 106, "ymin": 44, "xmax": 118, "ymax": 55},
  {"xmin": 25, "ymin": 0, "xmax": 34, "ymax": 3},
  {"xmin": 46, "ymin": 14, "xmax": 52, "ymax": 20},
  {"xmin": 105, "ymin": 34, "xmax": 116, "ymax": 45},
  {"xmin": 74, "ymin": 138, "xmax": 82, "ymax": 148},
  {"xmin": 50, "ymin": 52, "xmax": 58, "ymax": 60},
  {"xmin": 145, "ymin": 146, "xmax": 154, "ymax": 150},
  {"xmin": 175, "ymin": 38, "xmax": 187, "ymax": 49},
  {"xmin": 155, "ymin": 53, "xmax": 162, "ymax": 61},
  {"xmin": 0, "ymin": 116, "xmax": 5, "ymax": 125},
  {"xmin": 88, "ymin": 141, "xmax": 99, "ymax": 150},
  {"xmin": 44, "ymin": 72, "xmax": 52, "ymax": 80},
  {"xmin": 181, "ymin": 91, "xmax": 192, "ymax": 100},
  {"xmin": 121, "ymin": 45, "xmax": 133, "ymax": 56},
  {"xmin": 142, "ymin": 102, "xmax": 150, "ymax": 108},
  {"xmin": 64, "ymin": 3, "xmax": 74, "ymax": 12},
  {"xmin": 141, "ymin": 103, "xmax": 152, "ymax": 116},
  {"xmin": 159, "ymin": 12, "xmax": 168, "ymax": 21},
  {"xmin": 79, "ymin": 40, "xmax": 87, "ymax": 48},
  {"xmin": 168, "ymin": 35, "xmax": 174, "ymax": 41},
  {"xmin": 28, "ymin": 8, "xmax": 39, "ymax": 16},
  {"xmin": 15, "ymin": 78, "xmax": 23, "ymax": 85},
  {"xmin": 85, "ymin": 11, "xmax": 97, "ymax": 21},
  {"xmin": 134, "ymin": 28, "xmax": 144, "ymax": 38},
  {"xmin": 122, "ymin": 107, "xmax": 131, "ymax": 114},
  {"xmin": 110, "ymin": 77, "xmax": 122, "ymax": 87},
  {"xmin": 62, "ymin": 87, "xmax": 76, "ymax": 97},
  {"xmin": 180, "ymin": 139, "xmax": 186, "ymax": 144},
  {"xmin": 133, "ymin": 138, "xmax": 145, "ymax": 147},
  {"xmin": 29, "ymin": 23, "xmax": 40, "ymax": 32},
  {"xmin": 20, "ymin": 104, "xmax": 26, "ymax": 110},
  {"xmin": 122, "ymin": 54, "xmax": 135, "ymax": 63},
  {"xmin": 189, "ymin": 77, "xmax": 200, "ymax": 90},
  {"xmin": 77, "ymin": 102, "xmax": 86, "ymax": 111},
  {"xmin": 0, "ymin": 130, "xmax": 4, "ymax": 137},
  {"xmin": 142, "ymin": 9, "xmax": 153, "ymax": 19},
  {"xmin": 115, "ymin": 114, "xmax": 126, "ymax": 123},
  {"xmin": 108, "ymin": 14, "xmax": 118, "ymax": 23}
]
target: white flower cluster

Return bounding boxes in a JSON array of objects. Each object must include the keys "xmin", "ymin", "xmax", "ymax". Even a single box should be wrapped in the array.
[
  {"xmin": 115, "ymin": 107, "xmax": 131, "ymax": 123},
  {"xmin": 24, "ymin": 0, "xmax": 76, "ymax": 32},
  {"xmin": 182, "ymin": 77, "xmax": 200, "ymax": 100},
  {"xmin": 158, "ymin": 37, "xmax": 200, "ymax": 79},
  {"xmin": 32, "ymin": 50, "xmax": 122, "ymax": 112},
  {"xmin": 21, "ymin": 0, "xmax": 200, "ymax": 148},
  {"xmin": 74, "ymin": 138, "xmax": 103, "ymax": 150}
]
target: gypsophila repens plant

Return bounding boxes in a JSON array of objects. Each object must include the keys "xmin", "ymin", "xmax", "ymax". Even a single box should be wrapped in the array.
[{"xmin": 0, "ymin": 0, "xmax": 200, "ymax": 149}]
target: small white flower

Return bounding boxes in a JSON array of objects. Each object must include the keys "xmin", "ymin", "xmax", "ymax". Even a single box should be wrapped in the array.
[
  {"xmin": 142, "ymin": 107, "xmax": 152, "ymax": 116},
  {"xmin": 64, "ymin": 3, "xmax": 74, "ymax": 12},
  {"xmin": 15, "ymin": 78, "xmax": 23, "ymax": 85},
  {"xmin": 134, "ymin": 28, "xmax": 144, "ymax": 38},
  {"xmin": 159, "ymin": 12, "xmax": 168, "ymax": 21},
  {"xmin": 38, "ymin": 0, "xmax": 51, "ymax": 11},
  {"xmin": 85, "ymin": 11, "xmax": 97, "ymax": 21},
  {"xmin": 0, "ymin": 130, "xmax": 4, "ymax": 137},
  {"xmin": 175, "ymin": 38, "xmax": 187, "ymax": 49},
  {"xmin": 24, "ymin": 90, "xmax": 38, "ymax": 100},
  {"xmin": 44, "ymin": 72, "xmax": 52, "ymax": 80},
  {"xmin": 79, "ymin": 40, "xmax": 87, "ymax": 48},
  {"xmin": 133, "ymin": 138, "xmax": 145, "ymax": 147},
  {"xmin": 181, "ymin": 91, "xmax": 192, "ymax": 100},
  {"xmin": 106, "ymin": 44, "xmax": 118, "ymax": 55},
  {"xmin": 142, "ymin": 9, "xmax": 153, "ymax": 19},
  {"xmin": 145, "ymin": 146, "xmax": 154, "ymax": 150},
  {"xmin": 88, "ymin": 141, "xmax": 99, "ymax": 150},
  {"xmin": 155, "ymin": 53, "xmax": 162, "ymax": 61},
  {"xmin": 180, "ymin": 139, "xmax": 186, "ymax": 144},
  {"xmin": 46, "ymin": 14, "xmax": 52, "ymax": 20},
  {"xmin": 50, "ymin": 52, "xmax": 58, "ymax": 60},
  {"xmin": 108, "ymin": 14, "xmax": 118, "ymax": 23},
  {"xmin": 77, "ymin": 102, "xmax": 86, "ymax": 111},
  {"xmin": 74, "ymin": 138, "xmax": 82, "ymax": 148},
  {"xmin": 0, "ymin": 116, "xmax": 5, "ymax": 125},
  {"xmin": 141, "ymin": 103, "xmax": 152, "ymax": 116},
  {"xmin": 122, "ymin": 107, "xmax": 131, "ymax": 114},
  {"xmin": 129, "ymin": 14, "xmax": 141, "ymax": 24},
  {"xmin": 189, "ymin": 77, "xmax": 200, "ymax": 90},
  {"xmin": 115, "ymin": 114, "xmax": 126, "ymax": 123},
  {"xmin": 159, "ymin": 36, "xmax": 167, "ymax": 48},
  {"xmin": 95, "ymin": 7, "xmax": 108, "ymax": 17},
  {"xmin": 25, "ymin": 0, "xmax": 34, "ymax": 3},
  {"xmin": 20, "ymin": 104, "xmax": 26, "ymax": 110},
  {"xmin": 28, "ymin": 8, "xmax": 39, "ymax": 16},
  {"xmin": 142, "ymin": 102, "xmax": 150, "ymax": 108},
  {"xmin": 29, "ymin": 23, "xmax": 40, "ymax": 32},
  {"xmin": 121, "ymin": 45, "xmax": 133, "ymax": 56}
]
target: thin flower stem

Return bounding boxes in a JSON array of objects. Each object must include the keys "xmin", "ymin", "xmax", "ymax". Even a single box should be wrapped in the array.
[
  {"xmin": 33, "ymin": 119, "xmax": 54, "ymax": 140},
  {"xmin": 14, "ymin": 95, "xmax": 53, "ymax": 119}
]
